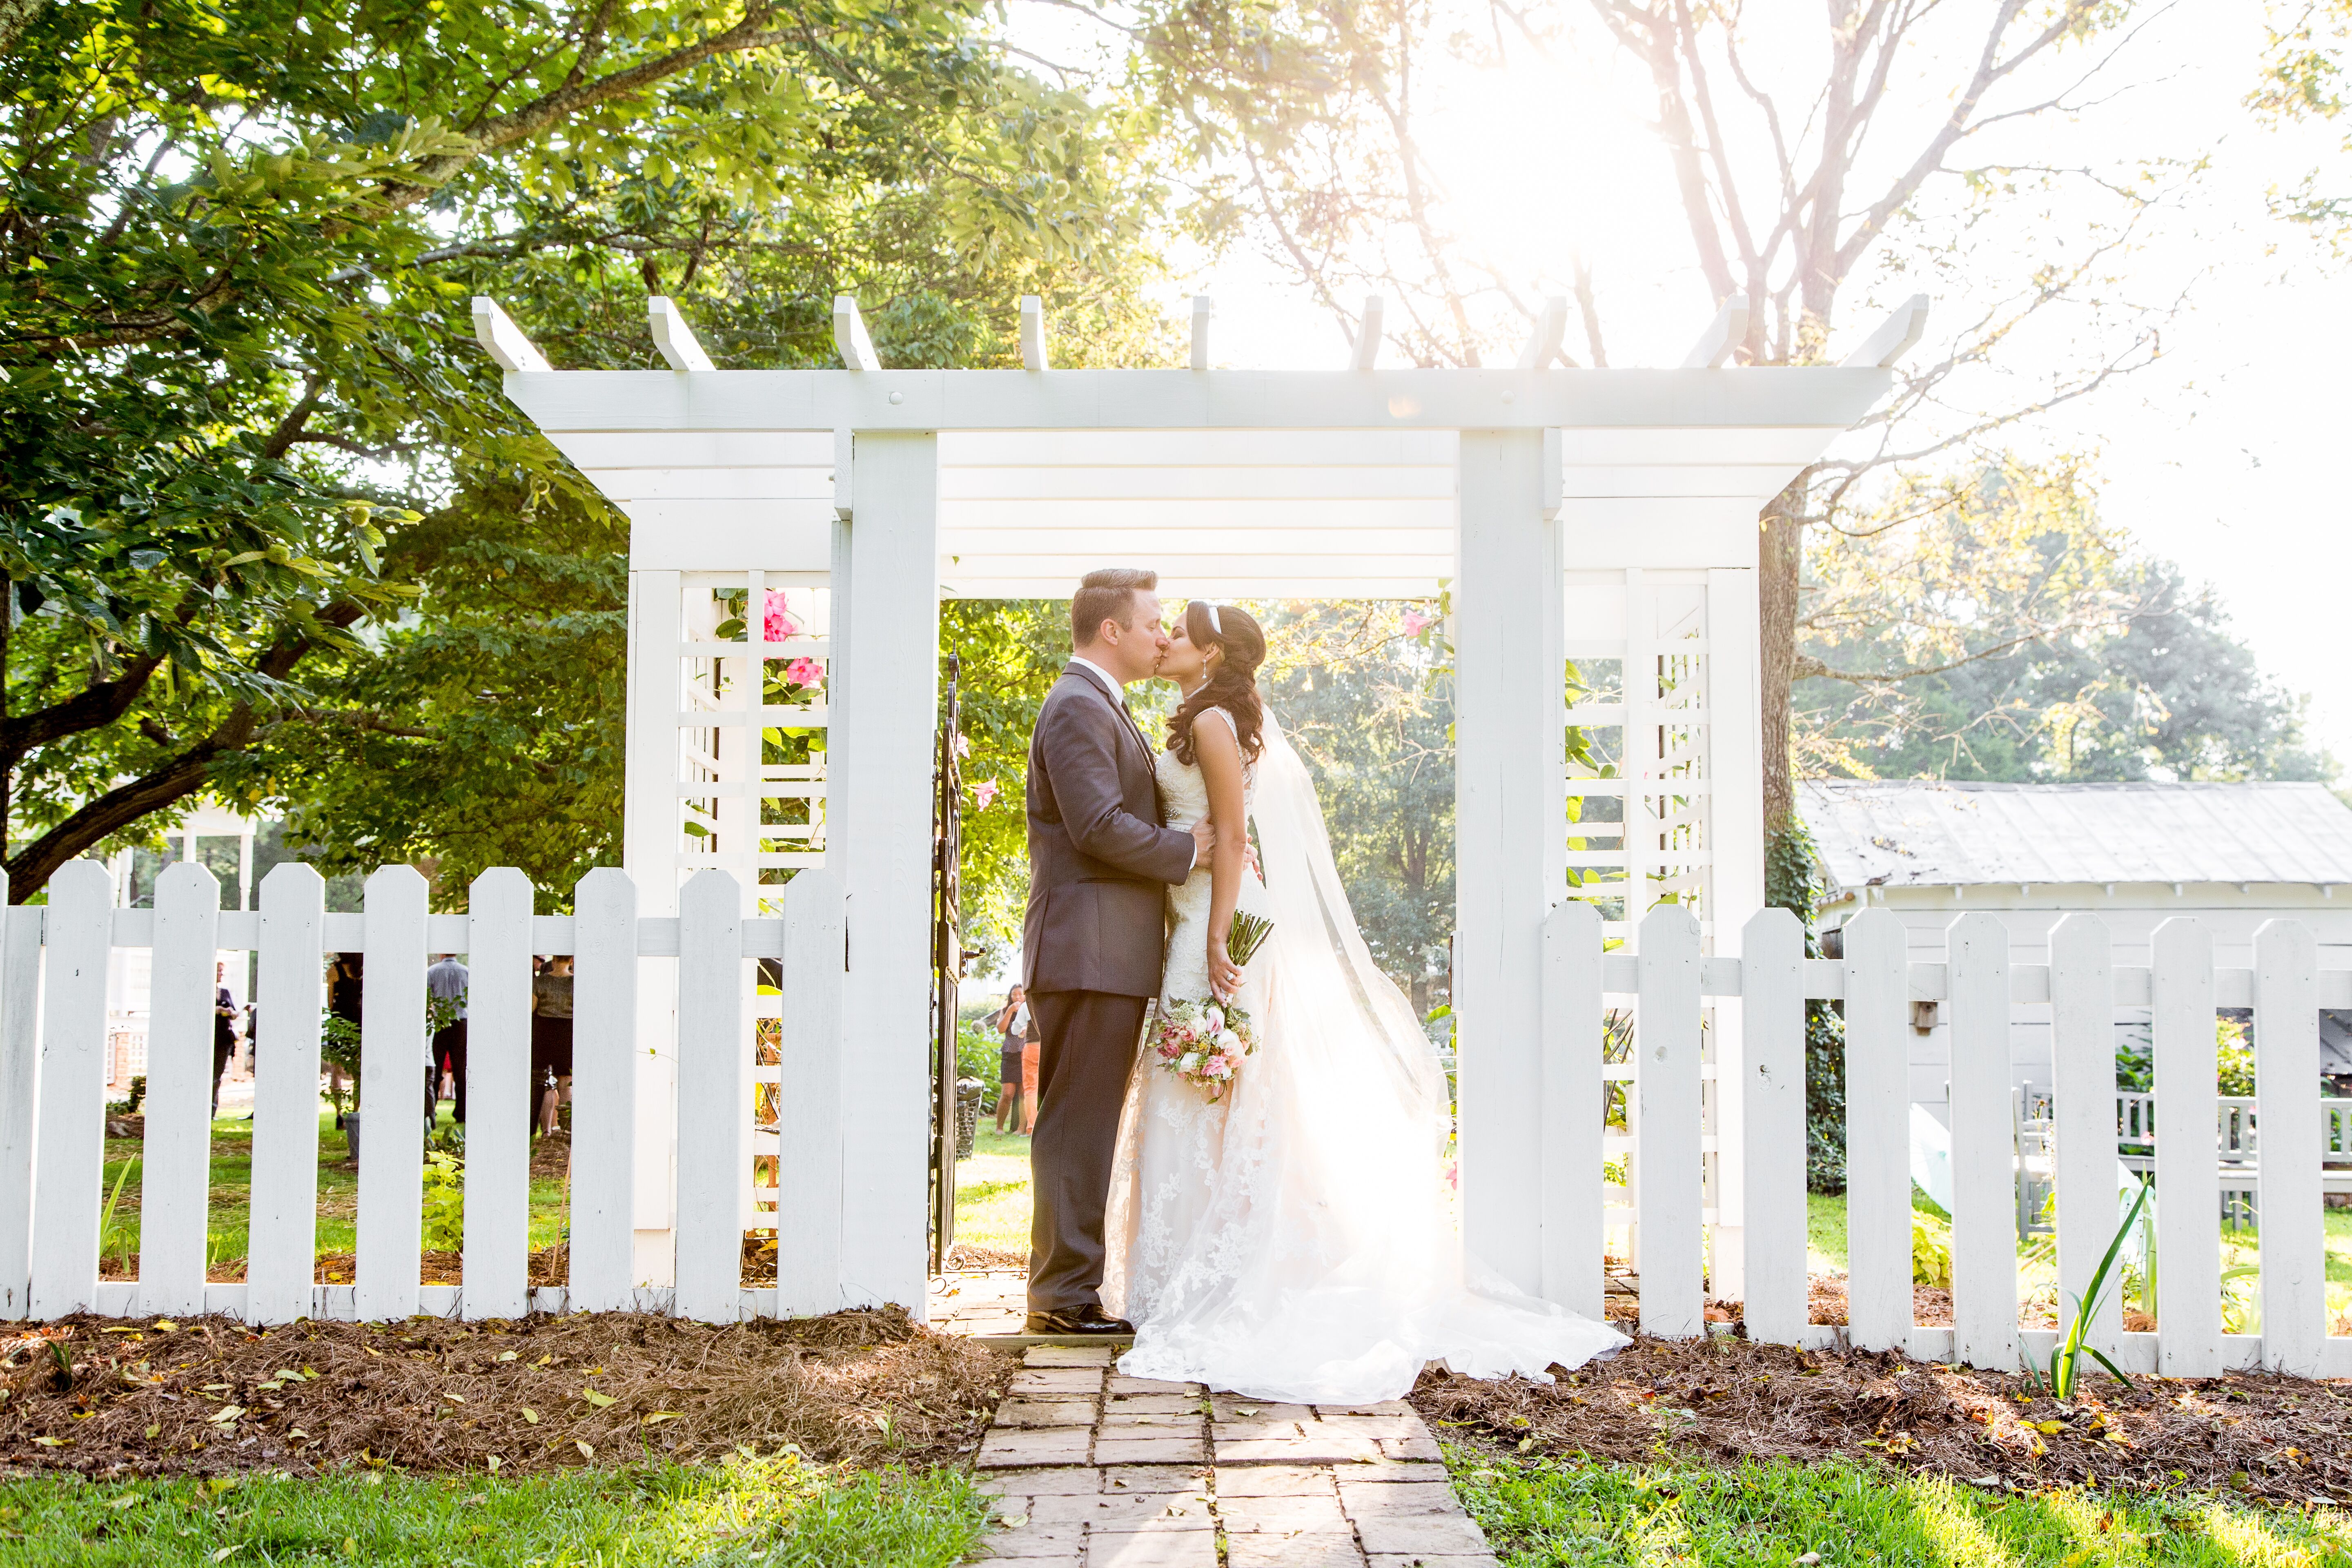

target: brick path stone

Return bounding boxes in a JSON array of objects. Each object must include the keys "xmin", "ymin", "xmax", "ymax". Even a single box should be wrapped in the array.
[{"xmin": 968, "ymin": 1346, "xmax": 1500, "ymax": 1566}]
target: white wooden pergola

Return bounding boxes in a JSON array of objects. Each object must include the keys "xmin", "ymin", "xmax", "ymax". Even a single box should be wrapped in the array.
[{"xmin": 476, "ymin": 288, "xmax": 1919, "ymax": 1314}]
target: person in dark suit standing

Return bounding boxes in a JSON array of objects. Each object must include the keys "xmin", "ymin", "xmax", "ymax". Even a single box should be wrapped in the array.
[{"xmin": 1022, "ymin": 568, "xmax": 1216, "ymax": 1336}]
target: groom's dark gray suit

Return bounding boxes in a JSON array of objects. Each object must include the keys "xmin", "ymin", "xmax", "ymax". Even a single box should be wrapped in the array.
[{"xmin": 1023, "ymin": 663, "xmax": 1197, "ymax": 1314}]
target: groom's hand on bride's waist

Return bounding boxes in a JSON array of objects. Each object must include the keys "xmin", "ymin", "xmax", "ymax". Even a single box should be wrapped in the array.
[{"xmin": 1189, "ymin": 816, "xmax": 1215, "ymax": 869}]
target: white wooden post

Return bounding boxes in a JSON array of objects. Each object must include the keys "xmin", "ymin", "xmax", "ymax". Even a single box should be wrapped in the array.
[
  {"xmin": 1738, "ymin": 906, "xmax": 1806, "ymax": 1345},
  {"xmin": 1947, "ymin": 911, "xmax": 2016, "ymax": 1370},
  {"xmin": 1455, "ymin": 427, "xmax": 1562, "ymax": 1295},
  {"xmin": 676, "ymin": 867, "xmax": 745, "ymax": 1320},
  {"xmin": 1705, "ymin": 565, "xmax": 1764, "ymax": 1301},
  {"xmin": 140, "ymin": 862, "xmax": 220, "ymax": 1316},
  {"xmin": 2254, "ymin": 918, "xmax": 2323, "ymax": 1375},
  {"xmin": 774, "ymin": 868, "xmax": 846, "ymax": 1317},
  {"xmin": 2051, "ymin": 913, "xmax": 2117, "ymax": 1361},
  {"xmin": 0, "ymin": 880, "xmax": 33, "ymax": 1319},
  {"xmin": 247, "ymin": 864, "xmax": 325, "ymax": 1325},
  {"xmin": 355, "ymin": 865, "xmax": 428, "ymax": 1321},
  {"xmin": 1841, "ymin": 906, "xmax": 1910, "ymax": 1352},
  {"xmin": 832, "ymin": 430, "xmax": 940, "ymax": 1310},
  {"xmin": 30, "ymin": 860, "xmax": 111, "ymax": 1319},
  {"xmin": 1539, "ymin": 900, "xmax": 1603, "ymax": 1317},
  {"xmin": 2151, "ymin": 916, "xmax": 2220, "ymax": 1375},
  {"xmin": 624, "ymin": 568, "xmax": 683, "ymax": 1286},
  {"xmin": 568, "ymin": 867, "xmax": 639, "ymax": 1311},
  {"xmin": 463, "ymin": 867, "xmax": 534, "ymax": 1318},
  {"xmin": 1637, "ymin": 903, "xmax": 1703, "ymax": 1337}
]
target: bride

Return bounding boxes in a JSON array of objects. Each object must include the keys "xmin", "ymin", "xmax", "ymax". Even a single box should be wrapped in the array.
[{"xmin": 1102, "ymin": 600, "xmax": 1626, "ymax": 1403}]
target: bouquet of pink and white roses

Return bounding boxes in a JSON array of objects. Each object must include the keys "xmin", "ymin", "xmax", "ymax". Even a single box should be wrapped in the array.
[{"xmin": 1145, "ymin": 997, "xmax": 1261, "ymax": 1103}]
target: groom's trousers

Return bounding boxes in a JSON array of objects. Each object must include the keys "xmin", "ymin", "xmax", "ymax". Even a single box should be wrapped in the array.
[{"xmin": 1027, "ymin": 989, "xmax": 1149, "ymax": 1314}]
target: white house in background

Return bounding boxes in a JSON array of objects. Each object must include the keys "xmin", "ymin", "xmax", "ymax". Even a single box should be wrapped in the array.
[{"xmin": 1804, "ymin": 778, "xmax": 2352, "ymax": 1120}]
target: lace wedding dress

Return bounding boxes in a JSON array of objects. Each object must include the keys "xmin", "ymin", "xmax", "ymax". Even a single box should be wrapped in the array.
[{"xmin": 1103, "ymin": 704, "xmax": 1626, "ymax": 1403}]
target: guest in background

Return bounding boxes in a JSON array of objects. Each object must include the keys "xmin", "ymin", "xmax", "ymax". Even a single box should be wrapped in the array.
[
  {"xmin": 426, "ymin": 952, "xmax": 470, "ymax": 1127},
  {"xmin": 530, "ymin": 953, "xmax": 575, "ymax": 1137},
  {"xmin": 993, "ymin": 984, "xmax": 1031, "ymax": 1134},
  {"xmin": 326, "ymin": 953, "xmax": 363, "ymax": 1125},
  {"xmin": 209, "ymin": 960, "xmax": 240, "ymax": 1117}
]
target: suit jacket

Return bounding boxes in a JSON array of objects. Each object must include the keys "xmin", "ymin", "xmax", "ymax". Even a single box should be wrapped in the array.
[{"xmin": 1023, "ymin": 666, "xmax": 1196, "ymax": 997}]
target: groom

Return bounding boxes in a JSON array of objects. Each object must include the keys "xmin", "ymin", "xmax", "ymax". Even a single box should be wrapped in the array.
[{"xmin": 1022, "ymin": 567, "xmax": 1215, "ymax": 1336}]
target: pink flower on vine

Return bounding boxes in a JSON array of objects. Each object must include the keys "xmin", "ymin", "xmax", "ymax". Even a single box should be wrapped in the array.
[
  {"xmin": 763, "ymin": 589, "xmax": 800, "ymax": 644},
  {"xmin": 971, "ymin": 778, "xmax": 1001, "ymax": 810},
  {"xmin": 1402, "ymin": 609, "xmax": 1433, "ymax": 636},
  {"xmin": 785, "ymin": 655, "xmax": 824, "ymax": 688}
]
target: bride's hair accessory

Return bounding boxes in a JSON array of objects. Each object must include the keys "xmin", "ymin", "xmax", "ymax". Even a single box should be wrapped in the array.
[{"xmin": 1168, "ymin": 600, "xmax": 1267, "ymax": 765}]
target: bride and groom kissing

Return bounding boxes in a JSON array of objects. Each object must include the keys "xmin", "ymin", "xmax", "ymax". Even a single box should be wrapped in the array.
[{"xmin": 1020, "ymin": 568, "xmax": 1624, "ymax": 1403}]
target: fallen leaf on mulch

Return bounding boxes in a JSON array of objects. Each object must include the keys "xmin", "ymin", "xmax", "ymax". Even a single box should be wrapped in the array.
[
  {"xmin": 0, "ymin": 1306, "xmax": 1013, "ymax": 1481},
  {"xmin": 1412, "ymin": 1334, "xmax": 2352, "ymax": 1506}
]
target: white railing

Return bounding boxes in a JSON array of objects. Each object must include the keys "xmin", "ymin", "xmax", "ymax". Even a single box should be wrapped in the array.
[
  {"xmin": 0, "ymin": 858, "xmax": 843, "ymax": 1325},
  {"xmin": 1544, "ymin": 903, "xmax": 2352, "ymax": 1376}
]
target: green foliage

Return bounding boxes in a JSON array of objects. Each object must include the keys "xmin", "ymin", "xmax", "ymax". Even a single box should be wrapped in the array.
[
  {"xmin": 942, "ymin": 601, "xmax": 1072, "ymax": 971},
  {"xmin": 0, "ymin": 1457, "xmax": 994, "ymax": 1566},
  {"xmin": 956, "ymin": 1019, "xmax": 1003, "ymax": 1089},
  {"xmin": 0, "ymin": 0, "xmax": 1176, "ymax": 900},
  {"xmin": 1911, "ymin": 1206, "xmax": 1952, "ymax": 1289},
  {"xmin": 2114, "ymin": 1016, "xmax": 2264, "ymax": 1099},
  {"xmin": 1768, "ymin": 814, "xmax": 1849, "ymax": 1193},
  {"xmin": 2045, "ymin": 1179, "xmax": 2153, "ymax": 1400},
  {"xmin": 420, "ymin": 1151, "xmax": 465, "ymax": 1253}
]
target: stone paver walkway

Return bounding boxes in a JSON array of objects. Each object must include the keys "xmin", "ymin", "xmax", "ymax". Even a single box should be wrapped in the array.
[{"xmin": 969, "ymin": 1345, "xmax": 1500, "ymax": 1566}]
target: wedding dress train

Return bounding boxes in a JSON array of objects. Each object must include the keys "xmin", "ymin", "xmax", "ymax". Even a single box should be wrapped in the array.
[{"xmin": 1102, "ymin": 705, "xmax": 1626, "ymax": 1403}]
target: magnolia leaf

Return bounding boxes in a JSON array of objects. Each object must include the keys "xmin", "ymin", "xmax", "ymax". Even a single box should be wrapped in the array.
[
  {"xmin": 579, "ymin": 1387, "xmax": 615, "ymax": 1408},
  {"xmin": 29, "ymin": 1436, "xmax": 63, "ymax": 1448},
  {"xmin": 643, "ymin": 1411, "xmax": 681, "ymax": 1425},
  {"xmin": 575, "ymin": 1439, "xmax": 595, "ymax": 1460},
  {"xmin": 521, "ymin": 1408, "xmax": 539, "ymax": 1424}
]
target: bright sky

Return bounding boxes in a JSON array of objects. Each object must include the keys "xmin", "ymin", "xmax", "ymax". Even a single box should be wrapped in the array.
[{"xmin": 1006, "ymin": 2, "xmax": 2352, "ymax": 769}]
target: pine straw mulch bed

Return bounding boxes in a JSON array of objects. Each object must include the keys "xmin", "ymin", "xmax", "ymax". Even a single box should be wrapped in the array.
[
  {"xmin": 1412, "ymin": 1332, "xmax": 2352, "ymax": 1507},
  {"xmin": 0, "ymin": 1306, "xmax": 1014, "ymax": 1481}
]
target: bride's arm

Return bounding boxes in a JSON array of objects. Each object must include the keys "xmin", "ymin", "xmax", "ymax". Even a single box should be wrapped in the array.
[{"xmin": 1192, "ymin": 711, "xmax": 1249, "ymax": 1000}]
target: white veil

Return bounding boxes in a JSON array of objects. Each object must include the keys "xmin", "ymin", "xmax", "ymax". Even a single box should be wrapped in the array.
[{"xmin": 1107, "ymin": 698, "xmax": 1626, "ymax": 1403}]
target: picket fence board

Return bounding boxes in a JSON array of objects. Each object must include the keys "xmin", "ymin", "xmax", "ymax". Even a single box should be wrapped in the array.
[
  {"xmin": 141, "ymin": 863, "xmax": 220, "ymax": 1317},
  {"xmin": 675, "ymin": 869, "xmax": 746, "ymax": 1321},
  {"xmin": 1842, "ymin": 909, "xmax": 1911, "ymax": 1352},
  {"xmin": 1947, "ymin": 912, "xmax": 2015, "ymax": 1370},
  {"xmin": 1636, "ymin": 905, "xmax": 1703, "ymax": 1338},
  {"xmin": 2255, "ymin": 919, "xmax": 2325, "ymax": 1376},
  {"xmin": 0, "ymin": 884, "xmax": 33, "ymax": 1319},
  {"xmin": 1738, "ymin": 908, "xmax": 1806, "ymax": 1345},
  {"xmin": 569, "ymin": 868, "xmax": 639, "ymax": 1312},
  {"xmin": 2051, "ymin": 915, "xmax": 2120, "ymax": 1358},
  {"xmin": 2152, "ymin": 917, "xmax": 2222, "ymax": 1375},
  {"xmin": 30, "ymin": 862, "xmax": 112, "ymax": 1318},
  {"xmin": 1540, "ymin": 901, "xmax": 1604, "ymax": 1318},
  {"xmin": 772, "ymin": 870, "xmax": 846, "ymax": 1317},
  {"xmin": 248, "ymin": 866, "xmax": 327, "ymax": 1325},
  {"xmin": 465, "ymin": 868, "xmax": 535, "ymax": 1319},
  {"xmin": 356, "ymin": 866, "xmax": 429, "ymax": 1321}
]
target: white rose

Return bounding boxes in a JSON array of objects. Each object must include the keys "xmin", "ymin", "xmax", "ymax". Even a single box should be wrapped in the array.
[
  {"xmin": 1203, "ymin": 1004, "xmax": 1225, "ymax": 1031},
  {"xmin": 1216, "ymin": 1029, "xmax": 1242, "ymax": 1055},
  {"xmin": 1178, "ymin": 1052, "xmax": 1200, "ymax": 1074}
]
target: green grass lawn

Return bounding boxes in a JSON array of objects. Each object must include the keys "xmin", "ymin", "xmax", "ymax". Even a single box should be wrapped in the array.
[
  {"xmin": 99, "ymin": 1100, "xmax": 569, "ymax": 1276},
  {"xmin": 1448, "ymin": 1449, "xmax": 2352, "ymax": 1567},
  {"xmin": 953, "ymin": 1125, "xmax": 1033, "ymax": 1255},
  {"xmin": 0, "ymin": 1455, "xmax": 991, "ymax": 1567}
]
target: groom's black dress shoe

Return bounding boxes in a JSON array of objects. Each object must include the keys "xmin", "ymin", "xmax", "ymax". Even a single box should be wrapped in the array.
[{"xmin": 1025, "ymin": 1305, "xmax": 1135, "ymax": 1336}]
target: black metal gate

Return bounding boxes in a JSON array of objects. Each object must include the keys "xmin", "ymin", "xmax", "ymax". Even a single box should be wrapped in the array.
[{"xmin": 927, "ymin": 655, "xmax": 965, "ymax": 1276}]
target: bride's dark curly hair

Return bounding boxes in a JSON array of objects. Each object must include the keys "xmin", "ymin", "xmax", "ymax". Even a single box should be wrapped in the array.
[{"xmin": 1166, "ymin": 601, "xmax": 1267, "ymax": 766}]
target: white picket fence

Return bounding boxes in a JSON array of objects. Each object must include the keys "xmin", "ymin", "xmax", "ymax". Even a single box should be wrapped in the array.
[
  {"xmin": 0, "ymin": 858, "xmax": 843, "ymax": 1325},
  {"xmin": 1549, "ymin": 902, "xmax": 2352, "ymax": 1376}
]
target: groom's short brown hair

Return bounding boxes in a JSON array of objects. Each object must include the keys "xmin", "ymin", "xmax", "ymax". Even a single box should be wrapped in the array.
[{"xmin": 1071, "ymin": 568, "xmax": 1157, "ymax": 648}]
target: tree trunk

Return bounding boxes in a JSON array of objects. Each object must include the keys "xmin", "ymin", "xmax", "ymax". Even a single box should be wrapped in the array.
[{"xmin": 1759, "ymin": 477, "xmax": 1804, "ymax": 838}]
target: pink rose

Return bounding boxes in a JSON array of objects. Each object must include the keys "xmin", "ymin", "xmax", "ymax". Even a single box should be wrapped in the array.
[
  {"xmin": 762, "ymin": 589, "xmax": 800, "ymax": 644},
  {"xmin": 786, "ymin": 655, "xmax": 824, "ymax": 687}
]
